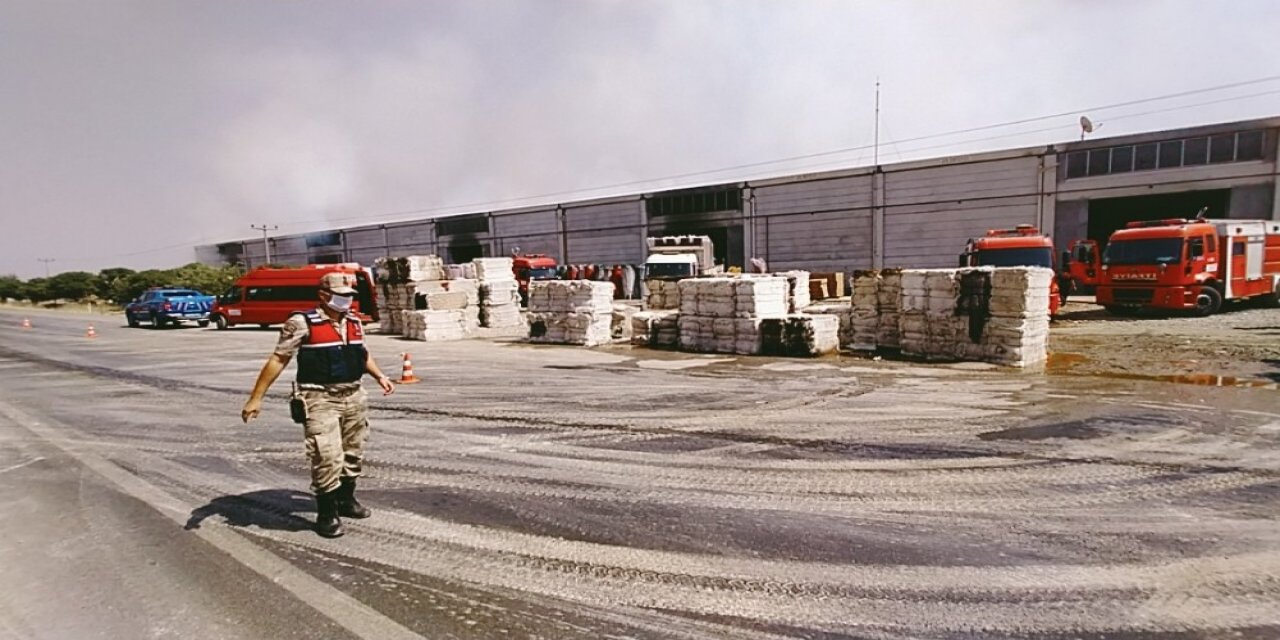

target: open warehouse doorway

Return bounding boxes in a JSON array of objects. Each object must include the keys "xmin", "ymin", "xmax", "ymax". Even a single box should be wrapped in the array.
[{"xmin": 1086, "ymin": 189, "xmax": 1230, "ymax": 249}]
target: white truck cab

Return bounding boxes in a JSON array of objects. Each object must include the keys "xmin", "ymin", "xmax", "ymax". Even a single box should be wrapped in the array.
[{"xmin": 643, "ymin": 235, "xmax": 721, "ymax": 280}]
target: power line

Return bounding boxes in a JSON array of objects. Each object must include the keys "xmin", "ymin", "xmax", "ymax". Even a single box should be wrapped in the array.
[
  {"xmin": 81, "ymin": 76, "xmax": 1280, "ymax": 262},
  {"xmin": 297, "ymin": 73, "xmax": 1280, "ymax": 228}
]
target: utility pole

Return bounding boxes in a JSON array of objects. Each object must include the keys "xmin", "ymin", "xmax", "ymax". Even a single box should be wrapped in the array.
[
  {"xmin": 873, "ymin": 78, "xmax": 881, "ymax": 167},
  {"xmin": 37, "ymin": 258, "xmax": 55, "ymax": 277},
  {"xmin": 250, "ymin": 224, "xmax": 278, "ymax": 265}
]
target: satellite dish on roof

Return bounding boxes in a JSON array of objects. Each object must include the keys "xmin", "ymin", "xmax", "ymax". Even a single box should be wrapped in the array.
[{"xmin": 1079, "ymin": 116, "xmax": 1102, "ymax": 140}]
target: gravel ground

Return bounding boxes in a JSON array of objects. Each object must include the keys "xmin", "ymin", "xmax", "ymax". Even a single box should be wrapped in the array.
[{"xmin": 1051, "ymin": 299, "xmax": 1280, "ymax": 384}]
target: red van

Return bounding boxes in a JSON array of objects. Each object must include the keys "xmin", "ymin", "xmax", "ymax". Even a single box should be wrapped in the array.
[{"xmin": 210, "ymin": 264, "xmax": 379, "ymax": 329}]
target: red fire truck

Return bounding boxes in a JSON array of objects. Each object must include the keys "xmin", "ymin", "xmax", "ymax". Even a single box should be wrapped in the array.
[
  {"xmin": 1094, "ymin": 217, "xmax": 1280, "ymax": 316},
  {"xmin": 959, "ymin": 225, "xmax": 1063, "ymax": 316},
  {"xmin": 209, "ymin": 263, "xmax": 378, "ymax": 329},
  {"xmin": 511, "ymin": 253, "xmax": 559, "ymax": 306}
]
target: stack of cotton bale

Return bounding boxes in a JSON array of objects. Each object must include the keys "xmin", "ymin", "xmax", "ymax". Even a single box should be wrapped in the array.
[
  {"xmin": 898, "ymin": 269, "xmax": 962, "ymax": 361},
  {"xmin": 783, "ymin": 271, "xmax": 811, "ymax": 312},
  {"xmin": 377, "ymin": 283, "xmax": 412, "ymax": 334},
  {"xmin": 676, "ymin": 276, "xmax": 788, "ymax": 355},
  {"xmin": 440, "ymin": 278, "xmax": 481, "ymax": 333},
  {"xmin": 644, "ymin": 279, "xmax": 681, "ymax": 310},
  {"xmin": 759, "ymin": 315, "xmax": 841, "ymax": 357},
  {"xmin": 875, "ymin": 269, "xmax": 902, "ymax": 349},
  {"xmin": 472, "ymin": 257, "xmax": 523, "ymax": 331},
  {"xmin": 802, "ymin": 302, "xmax": 853, "ymax": 350},
  {"xmin": 526, "ymin": 281, "xmax": 614, "ymax": 346},
  {"xmin": 378, "ymin": 255, "xmax": 445, "ymax": 284},
  {"xmin": 973, "ymin": 267, "xmax": 1053, "ymax": 367},
  {"xmin": 630, "ymin": 310, "xmax": 679, "ymax": 348},
  {"xmin": 849, "ymin": 270, "xmax": 881, "ymax": 351},
  {"xmin": 402, "ymin": 309, "xmax": 467, "ymax": 341}
]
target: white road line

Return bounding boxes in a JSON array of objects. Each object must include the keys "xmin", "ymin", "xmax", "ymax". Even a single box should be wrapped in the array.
[
  {"xmin": 0, "ymin": 457, "xmax": 44, "ymax": 475},
  {"xmin": 0, "ymin": 400, "xmax": 422, "ymax": 640}
]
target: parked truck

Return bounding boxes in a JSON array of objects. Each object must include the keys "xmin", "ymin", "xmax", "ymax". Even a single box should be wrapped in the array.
[
  {"xmin": 958, "ymin": 225, "xmax": 1063, "ymax": 315},
  {"xmin": 125, "ymin": 287, "xmax": 216, "ymax": 328},
  {"xmin": 643, "ymin": 235, "xmax": 722, "ymax": 280},
  {"xmin": 1092, "ymin": 216, "xmax": 1280, "ymax": 316},
  {"xmin": 511, "ymin": 252, "xmax": 559, "ymax": 306}
]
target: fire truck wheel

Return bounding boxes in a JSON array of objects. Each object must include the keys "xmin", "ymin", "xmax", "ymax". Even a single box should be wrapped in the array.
[
  {"xmin": 212, "ymin": 314, "xmax": 229, "ymax": 330},
  {"xmin": 1262, "ymin": 281, "xmax": 1280, "ymax": 308},
  {"xmin": 1193, "ymin": 286, "xmax": 1222, "ymax": 317}
]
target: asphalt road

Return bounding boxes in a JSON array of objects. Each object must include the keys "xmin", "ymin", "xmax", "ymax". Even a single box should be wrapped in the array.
[{"xmin": 1, "ymin": 308, "xmax": 1278, "ymax": 639}]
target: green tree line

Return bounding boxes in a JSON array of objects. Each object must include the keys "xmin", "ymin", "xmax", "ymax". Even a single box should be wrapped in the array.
[{"xmin": 0, "ymin": 263, "xmax": 245, "ymax": 305}]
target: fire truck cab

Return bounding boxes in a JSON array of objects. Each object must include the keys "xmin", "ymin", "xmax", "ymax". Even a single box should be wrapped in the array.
[
  {"xmin": 959, "ymin": 225, "xmax": 1063, "ymax": 316},
  {"xmin": 1097, "ymin": 218, "xmax": 1280, "ymax": 316},
  {"xmin": 511, "ymin": 252, "xmax": 558, "ymax": 306}
]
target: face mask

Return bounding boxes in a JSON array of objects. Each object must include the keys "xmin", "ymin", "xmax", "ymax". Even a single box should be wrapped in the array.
[{"xmin": 325, "ymin": 294, "xmax": 353, "ymax": 313}]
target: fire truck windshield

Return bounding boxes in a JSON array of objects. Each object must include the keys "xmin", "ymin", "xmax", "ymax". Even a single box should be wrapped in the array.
[
  {"xmin": 645, "ymin": 262, "xmax": 695, "ymax": 278},
  {"xmin": 526, "ymin": 267, "xmax": 558, "ymax": 280},
  {"xmin": 1103, "ymin": 238, "xmax": 1184, "ymax": 265},
  {"xmin": 974, "ymin": 247, "xmax": 1053, "ymax": 268}
]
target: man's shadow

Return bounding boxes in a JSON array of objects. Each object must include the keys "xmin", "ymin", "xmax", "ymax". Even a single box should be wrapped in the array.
[{"xmin": 185, "ymin": 489, "xmax": 315, "ymax": 532}]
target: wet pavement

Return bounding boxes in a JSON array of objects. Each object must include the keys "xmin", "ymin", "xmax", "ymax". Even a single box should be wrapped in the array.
[{"xmin": 0, "ymin": 308, "xmax": 1278, "ymax": 639}]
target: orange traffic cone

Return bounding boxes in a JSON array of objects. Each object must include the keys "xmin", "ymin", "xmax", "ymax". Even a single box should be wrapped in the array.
[
  {"xmin": 398, "ymin": 352, "xmax": 421, "ymax": 384},
  {"xmin": 86, "ymin": 324, "xmax": 97, "ymax": 339},
  {"xmin": 21, "ymin": 318, "xmax": 31, "ymax": 329}
]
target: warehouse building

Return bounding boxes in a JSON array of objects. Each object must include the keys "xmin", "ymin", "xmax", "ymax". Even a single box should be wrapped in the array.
[{"xmin": 198, "ymin": 115, "xmax": 1279, "ymax": 273}]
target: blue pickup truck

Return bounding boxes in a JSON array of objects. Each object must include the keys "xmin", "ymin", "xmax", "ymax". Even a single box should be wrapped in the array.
[{"xmin": 124, "ymin": 288, "xmax": 216, "ymax": 328}]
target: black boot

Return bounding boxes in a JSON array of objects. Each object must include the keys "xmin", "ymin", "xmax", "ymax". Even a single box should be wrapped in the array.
[
  {"xmin": 337, "ymin": 477, "xmax": 371, "ymax": 519},
  {"xmin": 314, "ymin": 489, "xmax": 344, "ymax": 538}
]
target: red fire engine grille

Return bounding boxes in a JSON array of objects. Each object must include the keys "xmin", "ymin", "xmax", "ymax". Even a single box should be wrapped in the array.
[{"xmin": 1112, "ymin": 288, "xmax": 1154, "ymax": 304}]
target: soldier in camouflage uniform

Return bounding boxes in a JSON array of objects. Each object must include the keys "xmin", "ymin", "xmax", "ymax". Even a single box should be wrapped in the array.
[{"xmin": 241, "ymin": 271, "xmax": 395, "ymax": 538}]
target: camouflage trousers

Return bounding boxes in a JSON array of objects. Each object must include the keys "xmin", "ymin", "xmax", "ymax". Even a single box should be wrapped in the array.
[{"xmin": 300, "ymin": 387, "xmax": 369, "ymax": 494}]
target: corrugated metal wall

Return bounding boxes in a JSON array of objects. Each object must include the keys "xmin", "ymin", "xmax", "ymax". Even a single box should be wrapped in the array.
[
  {"xmin": 344, "ymin": 226, "xmax": 389, "ymax": 266},
  {"xmin": 882, "ymin": 156, "xmax": 1041, "ymax": 268},
  {"xmin": 385, "ymin": 221, "xmax": 436, "ymax": 255},
  {"xmin": 269, "ymin": 236, "xmax": 309, "ymax": 265},
  {"xmin": 564, "ymin": 200, "xmax": 642, "ymax": 264},
  {"xmin": 754, "ymin": 175, "xmax": 873, "ymax": 271},
  {"xmin": 492, "ymin": 208, "xmax": 560, "ymax": 259}
]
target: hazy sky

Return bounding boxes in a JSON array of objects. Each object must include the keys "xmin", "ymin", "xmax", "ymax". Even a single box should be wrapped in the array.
[{"xmin": 2, "ymin": 0, "xmax": 1278, "ymax": 278}]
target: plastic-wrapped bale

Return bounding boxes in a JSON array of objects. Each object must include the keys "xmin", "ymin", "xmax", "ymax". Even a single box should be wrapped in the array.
[
  {"xmin": 734, "ymin": 277, "xmax": 788, "ymax": 318},
  {"xmin": 443, "ymin": 278, "xmax": 480, "ymax": 305},
  {"xmin": 611, "ymin": 304, "xmax": 634, "ymax": 340},
  {"xmin": 420, "ymin": 291, "xmax": 468, "ymax": 311},
  {"xmin": 631, "ymin": 310, "xmax": 678, "ymax": 347},
  {"xmin": 803, "ymin": 302, "xmax": 854, "ymax": 349},
  {"xmin": 402, "ymin": 309, "xmax": 467, "ymax": 342},
  {"xmin": 876, "ymin": 269, "xmax": 902, "ymax": 348},
  {"xmin": 784, "ymin": 315, "xmax": 840, "ymax": 357},
  {"xmin": 526, "ymin": 281, "xmax": 615, "ymax": 346},
  {"xmin": 733, "ymin": 318, "xmax": 765, "ymax": 355},
  {"xmin": 473, "ymin": 257, "xmax": 515, "ymax": 283},
  {"xmin": 677, "ymin": 315, "xmax": 712, "ymax": 352},
  {"xmin": 377, "ymin": 283, "xmax": 413, "ymax": 334},
  {"xmin": 986, "ymin": 267, "xmax": 1053, "ymax": 367},
  {"xmin": 678, "ymin": 278, "xmax": 737, "ymax": 318},
  {"xmin": 479, "ymin": 280, "xmax": 522, "ymax": 328},
  {"xmin": 562, "ymin": 312, "xmax": 613, "ymax": 346},
  {"xmin": 462, "ymin": 306, "xmax": 481, "ymax": 334},
  {"xmin": 528, "ymin": 280, "xmax": 613, "ymax": 314},
  {"xmin": 850, "ymin": 270, "xmax": 880, "ymax": 351},
  {"xmin": 481, "ymin": 305, "xmax": 524, "ymax": 330},
  {"xmin": 783, "ymin": 271, "xmax": 811, "ymax": 312},
  {"xmin": 897, "ymin": 270, "xmax": 931, "ymax": 359},
  {"xmin": 380, "ymin": 255, "xmax": 445, "ymax": 284},
  {"xmin": 644, "ymin": 279, "xmax": 681, "ymax": 310}
]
